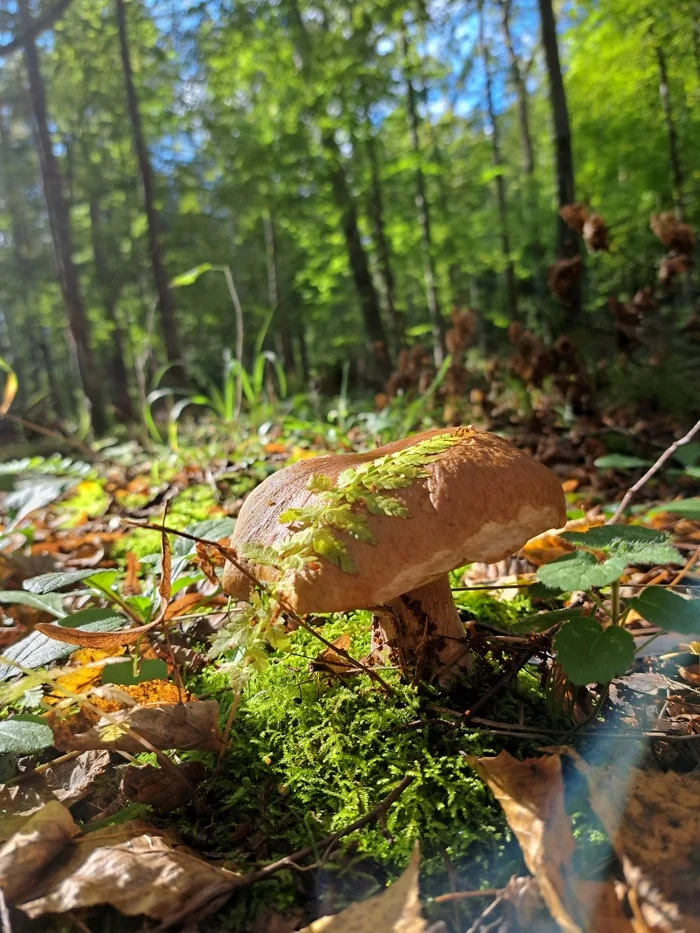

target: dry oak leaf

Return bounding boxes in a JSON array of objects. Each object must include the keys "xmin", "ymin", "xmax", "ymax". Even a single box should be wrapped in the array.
[
  {"xmin": 299, "ymin": 843, "xmax": 425, "ymax": 932},
  {"xmin": 0, "ymin": 782, "xmax": 59, "ymax": 844},
  {"xmin": 650, "ymin": 212, "xmax": 696, "ymax": 254},
  {"xmin": 466, "ymin": 751, "xmax": 634, "ymax": 933},
  {"xmin": 0, "ymin": 799, "xmax": 79, "ymax": 902},
  {"xmin": 17, "ymin": 819, "xmax": 240, "ymax": 927},
  {"xmin": 560, "ymin": 203, "xmax": 589, "ymax": 232},
  {"xmin": 570, "ymin": 756, "xmax": 700, "ymax": 933}
]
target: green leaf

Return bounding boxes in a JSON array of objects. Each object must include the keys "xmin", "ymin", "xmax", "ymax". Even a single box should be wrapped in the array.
[
  {"xmin": 654, "ymin": 498, "xmax": 700, "ymax": 519},
  {"xmin": 594, "ymin": 454, "xmax": 650, "ymax": 470},
  {"xmin": 555, "ymin": 618, "xmax": 635, "ymax": 685},
  {"xmin": 510, "ymin": 608, "xmax": 588, "ymax": 634},
  {"xmin": 561, "ymin": 526, "xmax": 682, "ymax": 566},
  {"xmin": 306, "ymin": 474, "xmax": 334, "ymax": 493},
  {"xmin": 170, "ymin": 263, "xmax": 213, "ymax": 287},
  {"xmin": 0, "ymin": 590, "xmax": 65, "ymax": 618},
  {"xmin": 0, "ymin": 610, "xmax": 125, "ymax": 681},
  {"xmin": 685, "ymin": 467, "xmax": 700, "ymax": 480},
  {"xmin": 672, "ymin": 443, "xmax": 700, "ymax": 468},
  {"xmin": 24, "ymin": 569, "xmax": 113, "ymax": 595},
  {"xmin": 0, "ymin": 717, "xmax": 54, "ymax": 754},
  {"xmin": 537, "ymin": 551, "xmax": 627, "ymax": 591},
  {"xmin": 172, "ymin": 518, "xmax": 236, "ymax": 557},
  {"xmin": 365, "ymin": 494, "xmax": 410, "ymax": 518},
  {"xmin": 102, "ymin": 658, "xmax": 168, "ymax": 685},
  {"xmin": 627, "ymin": 588, "xmax": 700, "ymax": 635}
]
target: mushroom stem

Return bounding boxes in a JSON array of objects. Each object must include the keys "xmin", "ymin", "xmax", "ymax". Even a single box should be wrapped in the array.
[{"xmin": 371, "ymin": 575, "xmax": 470, "ymax": 685}]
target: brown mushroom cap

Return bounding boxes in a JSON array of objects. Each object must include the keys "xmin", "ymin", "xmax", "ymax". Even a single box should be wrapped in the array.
[{"xmin": 223, "ymin": 427, "xmax": 566, "ymax": 613}]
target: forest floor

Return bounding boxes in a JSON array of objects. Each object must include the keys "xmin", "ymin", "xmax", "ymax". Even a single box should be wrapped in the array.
[{"xmin": 0, "ymin": 412, "xmax": 699, "ymax": 932}]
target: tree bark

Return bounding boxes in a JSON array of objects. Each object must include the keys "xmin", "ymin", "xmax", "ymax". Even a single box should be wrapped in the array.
[
  {"xmin": 115, "ymin": 0, "xmax": 182, "ymax": 369},
  {"xmin": 263, "ymin": 210, "xmax": 296, "ymax": 374},
  {"xmin": 537, "ymin": 0, "xmax": 577, "ymax": 258},
  {"xmin": 286, "ymin": 0, "xmax": 390, "ymax": 380},
  {"xmin": 479, "ymin": 9, "xmax": 518, "ymax": 322},
  {"xmin": 402, "ymin": 30, "xmax": 446, "ymax": 366},
  {"xmin": 654, "ymin": 42, "xmax": 685, "ymax": 219},
  {"xmin": 365, "ymin": 126, "xmax": 402, "ymax": 351},
  {"xmin": 88, "ymin": 195, "xmax": 135, "ymax": 420},
  {"xmin": 17, "ymin": 0, "xmax": 107, "ymax": 434}
]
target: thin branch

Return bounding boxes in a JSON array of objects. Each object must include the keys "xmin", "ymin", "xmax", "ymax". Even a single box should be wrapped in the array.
[
  {"xmin": 0, "ymin": 0, "xmax": 73, "ymax": 57},
  {"xmin": 236, "ymin": 774, "xmax": 414, "ymax": 886},
  {"xmin": 608, "ymin": 417, "xmax": 700, "ymax": 523}
]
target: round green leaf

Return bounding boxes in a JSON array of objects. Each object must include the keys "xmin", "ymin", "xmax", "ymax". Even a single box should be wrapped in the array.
[
  {"xmin": 537, "ymin": 551, "xmax": 626, "ymax": 591},
  {"xmin": 627, "ymin": 588, "xmax": 700, "ymax": 635},
  {"xmin": 555, "ymin": 618, "xmax": 635, "ymax": 685}
]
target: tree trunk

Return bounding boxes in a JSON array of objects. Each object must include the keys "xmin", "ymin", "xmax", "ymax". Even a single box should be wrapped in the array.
[
  {"xmin": 480, "ymin": 9, "xmax": 518, "ymax": 322},
  {"xmin": 88, "ymin": 196, "xmax": 135, "ymax": 420},
  {"xmin": 538, "ymin": 0, "xmax": 577, "ymax": 258},
  {"xmin": 654, "ymin": 42, "xmax": 685, "ymax": 219},
  {"xmin": 365, "ymin": 126, "xmax": 402, "ymax": 352},
  {"xmin": 263, "ymin": 210, "xmax": 296, "ymax": 375},
  {"xmin": 115, "ymin": 0, "xmax": 182, "ymax": 369},
  {"xmin": 17, "ymin": 0, "xmax": 107, "ymax": 434},
  {"xmin": 500, "ymin": 0, "xmax": 534, "ymax": 176},
  {"xmin": 402, "ymin": 31, "xmax": 446, "ymax": 366}
]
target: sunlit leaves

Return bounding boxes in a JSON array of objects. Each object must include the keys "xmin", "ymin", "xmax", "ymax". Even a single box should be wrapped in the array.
[
  {"xmin": 537, "ymin": 551, "xmax": 627, "ymax": 591},
  {"xmin": 627, "ymin": 588, "xmax": 700, "ymax": 635},
  {"xmin": 555, "ymin": 618, "xmax": 636, "ymax": 685}
]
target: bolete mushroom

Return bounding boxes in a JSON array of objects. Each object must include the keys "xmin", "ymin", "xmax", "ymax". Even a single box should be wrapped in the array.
[{"xmin": 223, "ymin": 427, "xmax": 565, "ymax": 684}]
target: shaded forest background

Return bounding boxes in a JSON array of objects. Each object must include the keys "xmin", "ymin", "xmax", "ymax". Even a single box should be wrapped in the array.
[{"xmin": 1, "ymin": 0, "xmax": 699, "ymax": 437}]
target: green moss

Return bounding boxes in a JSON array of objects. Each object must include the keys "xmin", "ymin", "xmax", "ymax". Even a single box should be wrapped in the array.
[
  {"xmin": 453, "ymin": 588, "xmax": 533, "ymax": 627},
  {"xmin": 183, "ymin": 612, "xmax": 540, "ymax": 929}
]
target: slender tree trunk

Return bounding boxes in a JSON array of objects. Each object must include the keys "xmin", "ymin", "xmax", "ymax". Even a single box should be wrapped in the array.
[
  {"xmin": 17, "ymin": 0, "xmax": 107, "ymax": 433},
  {"xmin": 364, "ymin": 126, "xmax": 402, "ymax": 350},
  {"xmin": 263, "ymin": 210, "xmax": 296, "ymax": 374},
  {"xmin": 88, "ymin": 195, "xmax": 135, "ymax": 420},
  {"xmin": 402, "ymin": 30, "xmax": 446, "ymax": 366},
  {"xmin": 115, "ymin": 0, "xmax": 182, "ymax": 368},
  {"xmin": 479, "ymin": 10, "xmax": 518, "ymax": 321},
  {"xmin": 537, "ymin": 0, "xmax": 577, "ymax": 257},
  {"xmin": 654, "ymin": 42, "xmax": 685, "ymax": 219},
  {"xmin": 285, "ymin": 0, "xmax": 390, "ymax": 378},
  {"xmin": 297, "ymin": 324, "xmax": 310, "ymax": 386}
]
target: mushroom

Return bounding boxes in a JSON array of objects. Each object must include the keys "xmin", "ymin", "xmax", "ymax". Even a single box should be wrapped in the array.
[{"xmin": 223, "ymin": 427, "xmax": 566, "ymax": 684}]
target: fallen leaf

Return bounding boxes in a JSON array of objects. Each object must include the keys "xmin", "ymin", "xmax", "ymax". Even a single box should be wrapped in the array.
[
  {"xmin": 571, "ymin": 756, "xmax": 700, "ymax": 933},
  {"xmin": 0, "ymin": 782, "xmax": 58, "ymax": 843},
  {"xmin": 51, "ymin": 698, "xmax": 222, "ymax": 754},
  {"xmin": 466, "ymin": 752, "xmax": 634, "ymax": 933},
  {"xmin": 0, "ymin": 799, "xmax": 79, "ymax": 902},
  {"xmin": 45, "ymin": 646, "xmax": 124, "ymax": 702},
  {"xmin": 299, "ymin": 843, "xmax": 425, "ymax": 932},
  {"xmin": 17, "ymin": 819, "xmax": 240, "ymax": 926},
  {"xmin": 43, "ymin": 749, "xmax": 111, "ymax": 804},
  {"xmin": 311, "ymin": 634, "xmax": 356, "ymax": 677},
  {"xmin": 120, "ymin": 760, "xmax": 206, "ymax": 811},
  {"xmin": 124, "ymin": 551, "xmax": 142, "ymax": 595}
]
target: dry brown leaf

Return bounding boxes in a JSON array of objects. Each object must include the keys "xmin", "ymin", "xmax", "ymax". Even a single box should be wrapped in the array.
[
  {"xmin": 299, "ymin": 844, "xmax": 425, "ymax": 932},
  {"xmin": 124, "ymin": 551, "xmax": 142, "ymax": 595},
  {"xmin": 571, "ymin": 757, "xmax": 700, "ymax": 933},
  {"xmin": 43, "ymin": 749, "xmax": 111, "ymax": 804},
  {"xmin": 467, "ymin": 752, "xmax": 634, "ymax": 933},
  {"xmin": 51, "ymin": 698, "xmax": 222, "ymax": 754},
  {"xmin": 650, "ymin": 212, "xmax": 695, "ymax": 254},
  {"xmin": 0, "ymin": 782, "xmax": 58, "ymax": 843},
  {"xmin": 583, "ymin": 213, "xmax": 609, "ymax": 252},
  {"xmin": 559, "ymin": 203, "xmax": 588, "ymax": 232},
  {"xmin": 311, "ymin": 634, "xmax": 356, "ymax": 677},
  {"xmin": 548, "ymin": 257, "xmax": 583, "ymax": 305},
  {"xmin": 120, "ymin": 761, "xmax": 206, "ymax": 811},
  {"xmin": 0, "ymin": 799, "xmax": 79, "ymax": 902},
  {"xmin": 17, "ymin": 819, "xmax": 240, "ymax": 926}
]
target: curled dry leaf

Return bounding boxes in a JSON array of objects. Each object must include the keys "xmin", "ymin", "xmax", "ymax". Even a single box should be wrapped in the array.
[
  {"xmin": 466, "ymin": 751, "xmax": 634, "ymax": 933},
  {"xmin": 17, "ymin": 819, "xmax": 240, "ymax": 926},
  {"xmin": 0, "ymin": 799, "xmax": 79, "ymax": 902},
  {"xmin": 548, "ymin": 257, "xmax": 583, "ymax": 306},
  {"xmin": 43, "ymin": 749, "xmax": 111, "ymax": 804},
  {"xmin": 659, "ymin": 252, "xmax": 693, "ymax": 285},
  {"xmin": 650, "ymin": 212, "xmax": 696, "ymax": 255},
  {"xmin": 299, "ymin": 843, "xmax": 425, "ymax": 932},
  {"xmin": 559, "ymin": 203, "xmax": 588, "ymax": 232},
  {"xmin": 570, "ymin": 755, "xmax": 700, "ymax": 933},
  {"xmin": 0, "ymin": 782, "xmax": 58, "ymax": 843},
  {"xmin": 583, "ymin": 213, "xmax": 609, "ymax": 252}
]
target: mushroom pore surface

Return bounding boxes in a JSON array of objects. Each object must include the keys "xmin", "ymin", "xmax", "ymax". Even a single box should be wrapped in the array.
[{"xmin": 223, "ymin": 427, "xmax": 566, "ymax": 614}]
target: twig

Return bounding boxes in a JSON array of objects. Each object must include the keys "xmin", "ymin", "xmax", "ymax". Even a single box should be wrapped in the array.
[
  {"xmin": 608, "ymin": 417, "xmax": 700, "ymax": 523},
  {"xmin": 670, "ymin": 546, "xmax": 700, "ymax": 586},
  {"xmin": 435, "ymin": 888, "xmax": 502, "ymax": 903},
  {"xmin": 124, "ymin": 520, "xmax": 396, "ymax": 696},
  {"xmin": 236, "ymin": 775, "xmax": 414, "ymax": 886},
  {"xmin": 5, "ymin": 749, "xmax": 83, "ymax": 787}
]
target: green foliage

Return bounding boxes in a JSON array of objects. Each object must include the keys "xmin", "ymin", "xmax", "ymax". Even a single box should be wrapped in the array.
[
  {"xmin": 554, "ymin": 618, "xmax": 636, "ymax": 686},
  {"xmin": 537, "ymin": 551, "xmax": 627, "ymax": 591},
  {"xmin": 654, "ymin": 498, "xmax": 700, "ymax": 519},
  {"xmin": 0, "ymin": 716, "xmax": 54, "ymax": 754},
  {"xmin": 627, "ymin": 588, "xmax": 700, "ymax": 635},
  {"xmin": 102, "ymin": 658, "xmax": 168, "ymax": 685},
  {"xmin": 23, "ymin": 568, "xmax": 113, "ymax": 595}
]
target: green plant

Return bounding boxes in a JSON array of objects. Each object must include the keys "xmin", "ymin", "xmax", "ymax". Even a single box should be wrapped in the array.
[{"xmin": 514, "ymin": 524, "xmax": 698, "ymax": 686}]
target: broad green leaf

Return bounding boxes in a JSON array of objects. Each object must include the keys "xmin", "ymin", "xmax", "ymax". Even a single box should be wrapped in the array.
[
  {"xmin": 685, "ymin": 467, "xmax": 700, "ymax": 480},
  {"xmin": 24, "ymin": 569, "xmax": 113, "ymax": 595},
  {"xmin": 170, "ymin": 263, "xmax": 213, "ymax": 287},
  {"xmin": 561, "ymin": 526, "xmax": 682, "ymax": 565},
  {"xmin": 0, "ymin": 590, "xmax": 65, "ymax": 617},
  {"xmin": 653, "ymin": 498, "xmax": 700, "ymax": 519},
  {"xmin": 102, "ymin": 658, "xmax": 168, "ymax": 685},
  {"xmin": 0, "ymin": 717, "xmax": 54, "ymax": 754},
  {"xmin": 173, "ymin": 518, "xmax": 236, "ymax": 556},
  {"xmin": 594, "ymin": 454, "xmax": 650, "ymax": 470},
  {"xmin": 627, "ymin": 588, "xmax": 700, "ymax": 635},
  {"xmin": 555, "ymin": 618, "xmax": 635, "ymax": 685},
  {"xmin": 537, "ymin": 551, "xmax": 627, "ymax": 591},
  {"xmin": 0, "ymin": 609, "xmax": 125, "ymax": 681},
  {"xmin": 510, "ymin": 608, "xmax": 588, "ymax": 634},
  {"xmin": 672, "ymin": 443, "xmax": 700, "ymax": 468}
]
